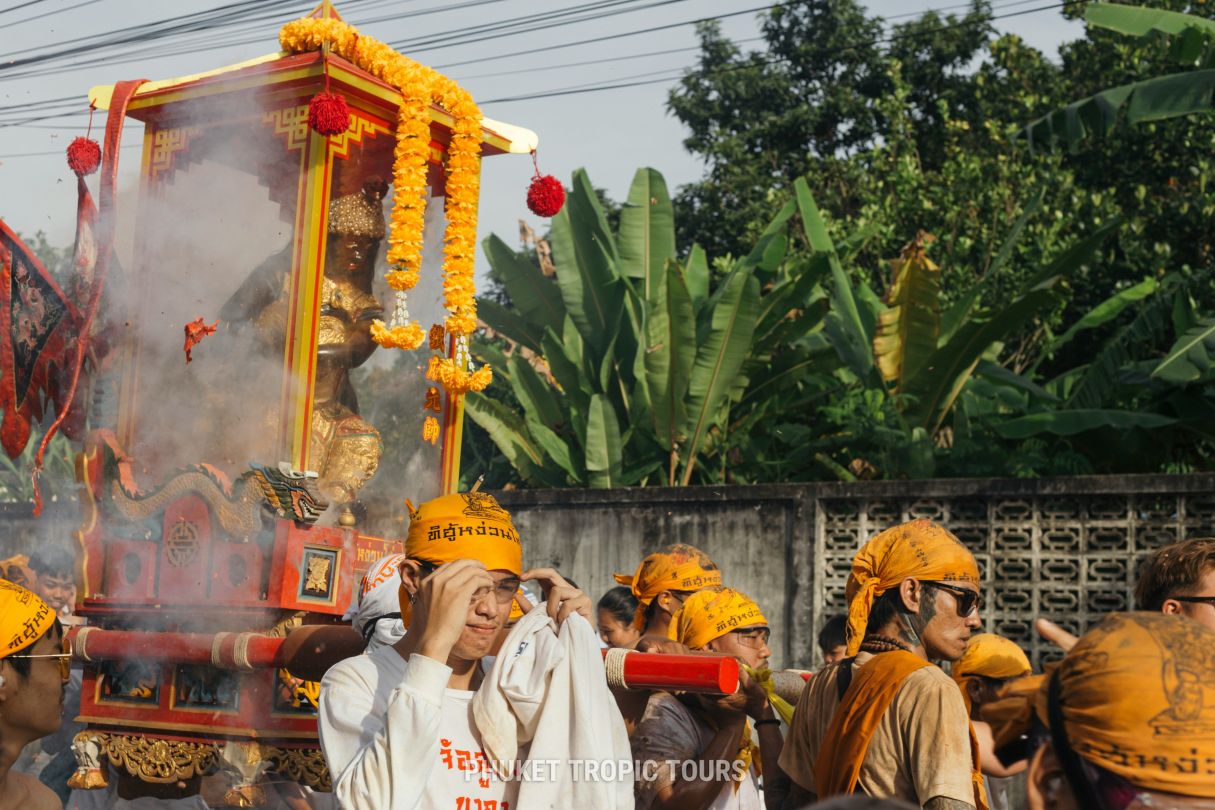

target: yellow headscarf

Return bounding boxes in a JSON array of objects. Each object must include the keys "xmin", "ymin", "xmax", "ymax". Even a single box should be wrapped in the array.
[
  {"xmin": 399, "ymin": 493, "xmax": 522, "ymax": 628},
  {"xmin": 987, "ymin": 612, "xmax": 1215, "ymax": 798},
  {"xmin": 614, "ymin": 544, "xmax": 721, "ymax": 630},
  {"xmin": 0, "ymin": 579, "xmax": 55, "ymax": 657},
  {"xmin": 952, "ymin": 633, "xmax": 1031, "ymax": 713},
  {"xmin": 667, "ymin": 588, "xmax": 767, "ymax": 650},
  {"xmin": 0, "ymin": 555, "xmax": 33, "ymax": 590},
  {"xmin": 667, "ymin": 588, "xmax": 769, "ymax": 793},
  {"xmin": 844, "ymin": 519, "xmax": 980, "ymax": 656},
  {"xmin": 404, "ymin": 492, "xmax": 522, "ymax": 575}
]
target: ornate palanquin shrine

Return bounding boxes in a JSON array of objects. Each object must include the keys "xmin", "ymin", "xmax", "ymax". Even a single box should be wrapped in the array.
[{"xmin": 57, "ymin": 3, "xmax": 536, "ymax": 804}]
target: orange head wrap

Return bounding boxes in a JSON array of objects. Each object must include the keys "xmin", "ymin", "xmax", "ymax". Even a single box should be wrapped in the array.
[
  {"xmin": 404, "ymin": 492, "xmax": 522, "ymax": 575},
  {"xmin": 399, "ymin": 493, "xmax": 522, "ymax": 628},
  {"xmin": 614, "ymin": 544, "xmax": 721, "ymax": 630},
  {"xmin": 667, "ymin": 588, "xmax": 767, "ymax": 650},
  {"xmin": 844, "ymin": 519, "xmax": 980, "ymax": 656},
  {"xmin": 0, "ymin": 579, "xmax": 56, "ymax": 657},
  {"xmin": 951, "ymin": 633, "xmax": 1031, "ymax": 713},
  {"xmin": 0, "ymin": 555, "xmax": 34, "ymax": 591},
  {"xmin": 987, "ymin": 612, "xmax": 1215, "ymax": 798}
]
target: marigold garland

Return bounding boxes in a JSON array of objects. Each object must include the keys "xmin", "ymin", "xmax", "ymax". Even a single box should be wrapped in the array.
[
  {"xmin": 280, "ymin": 16, "xmax": 490, "ymax": 389},
  {"xmin": 370, "ymin": 321, "xmax": 425, "ymax": 350}
]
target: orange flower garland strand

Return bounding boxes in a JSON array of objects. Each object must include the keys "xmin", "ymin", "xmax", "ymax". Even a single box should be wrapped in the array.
[{"xmin": 279, "ymin": 14, "xmax": 490, "ymax": 393}]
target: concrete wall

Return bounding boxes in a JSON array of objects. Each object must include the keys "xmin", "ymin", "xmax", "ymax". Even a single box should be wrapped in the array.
[
  {"xmin": 497, "ymin": 486, "xmax": 815, "ymax": 670},
  {"xmin": 499, "ymin": 473, "xmax": 1215, "ymax": 670}
]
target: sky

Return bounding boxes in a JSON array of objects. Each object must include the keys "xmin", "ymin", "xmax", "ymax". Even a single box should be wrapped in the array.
[{"xmin": 0, "ymin": 0, "xmax": 1084, "ymax": 257}]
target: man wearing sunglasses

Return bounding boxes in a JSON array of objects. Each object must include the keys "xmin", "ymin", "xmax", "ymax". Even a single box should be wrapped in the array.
[
  {"xmin": 318, "ymin": 492, "xmax": 601, "ymax": 809},
  {"xmin": 1134, "ymin": 537, "xmax": 1215, "ymax": 632},
  {"xmin": 779, "ymin": 519, "xmax": 986, "ymax": 810},
  {"xmin": 0, "ymin": 579, "xmax": 68, "ymax": 810}
]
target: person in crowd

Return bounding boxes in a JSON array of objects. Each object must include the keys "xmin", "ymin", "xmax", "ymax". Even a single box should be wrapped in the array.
[
  {"xmin": 809, "ymin": 799, "xmax": 918, "ymax": 809},
  {"xmin": 0, "ymin": 579, "xmax": 68, "ymax": 810},
  {"xmin": 986, "ymin": 612, "xmax": 1215, "ymax": 809},
  {"xmin": 817, "ymin": 615, "xmax": 848, "ymax": 668},
  {"xmin": 348, "ymin": 552, "xmax": 409, "ymax": 653},
  {"xmin": 28, "ymin": 547, "xmax": 77, "ymax": 619},
  {"xmin": 597, "ymin": 585, "xmax": 642, "ymax": 649},
  {"xmin": 951, "ymin": 634, "xmax": 1033, "ymax": 810},
  {"xmin": 317, "ymin": 492, "xmax": 629, "ymax": 809},
  {"xmin": 0, "ymin": 557, "xmax": 34, "ymax": 591},
  {"xmin": 610, "ymin": 545, "xmax": 723, "ymax": 735},
  {"xmin": 614, "ymin": 544, "xmax": 722, "ymax": 641},
  {"xmin": 779, "ymin": 519, "xmax": 986, "ymax": 810},
  {"xmin": 1134, "ymin": 536, "xmax": 1215, "ymax": 631},
  {"xmin": 633, "ymin": 588, "xmax": 784, "ymax": 810},
  {"xmin": 951, "ymin": 634, "xmax": 1031, "ymax": 719}
]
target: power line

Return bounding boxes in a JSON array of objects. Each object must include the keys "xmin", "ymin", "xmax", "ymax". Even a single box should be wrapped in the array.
[
  {"xmin": 450, "ymin": 38, "xmax": 765, "ymax": 82},
  {"xmin": 4, "ymin": 0, "xmax": 105, "ymax": 28},
  {"xmin": 0, "ymin": 0, "xmax": 1064, "ymax": 128},
  {"xmin": 445, "ymin": 0, "xmax": 1042, "ymax": 82},
  {"xmin": 391, "ymin": 0, "xmax": 695, "ymax": 52},
  {"xmin": 478, "ymin": 0, "xmax": 1075, "ymax": 104},
  {"xmin": 0, "ymin": 0, "xmax": 50, "ymax": 18}
]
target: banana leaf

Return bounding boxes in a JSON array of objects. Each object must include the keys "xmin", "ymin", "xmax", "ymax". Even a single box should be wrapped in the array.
[
  {"xmin": 795, "ymin": 178, "xmax": 873, "ymax": 379},
  {"xmin": 874, "ymin": 239, "xmax": 941, "ymax": 390},
  {"xmin": 1024, "ymin": 69, "xmax": 1215, "ymax": 151},
  {"xmin": 478, "ymin": 298, "xmax": 545, "ymax": 353},
  {"xmin": 507, "ymin": 353, "xmax": 563, "ymax": 430},
  {"xmin": 994, "ymin": 409, "xmax": 1176, "ymax": 439},
  {"xmin": 585, "ymin": 393, "xmax": 623, "ymax": 488},
  {"xmin": 482, "ymin": 234, "xmax": 565, "ymax": 335},
  {"xmin": 549, "ymin": 169, "xmax": 623, "ymax": 356},
  {"xmin": 1086, "ymin": 3, "xmax": 1215, "ymax": 67},
  {"xmin": 464, "ymin": 394, "xmax": 559, "ymax": 487},
  {"xmin": 1046, "ymin": 277, "xmax": 1158, "ymax": 358},
  {"xmin": 645, "ymin": 261, "xmax": 696, "ymax": 453},
  {"xmin": 902, "ymin": 287, "xmax": 1058, "ymax": 432},
  {"xmin": 681, "ymin": 271, "xmax": 761, "ymax": 485},
  {"xmin": 618, "ymin": 168, "xmax": 676, "ymax": 298},
  {"xmin": 1152, "ymin": 317, "xmax": 1215, "ymax": 383}
]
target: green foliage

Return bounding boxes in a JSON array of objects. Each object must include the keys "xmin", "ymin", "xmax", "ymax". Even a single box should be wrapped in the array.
[
  {"xmin": 1025, "ymin": 4, "xmax": 1215, "ymax": 150},
  {"xmin": 464, "ymin": 168, "xmax": 821, "ymax": 488},
  {"xmin": 461, "ymin": 0, "xmax": 1215, "ymax": 486},
  {"xmin": 0, "ymin": 428, "xmax": 76, "ymax": 504}
]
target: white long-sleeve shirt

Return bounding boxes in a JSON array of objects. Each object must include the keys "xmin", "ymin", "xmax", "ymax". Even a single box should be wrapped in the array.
[{"xmin": 319, "ymin": 646, "xmax": 517, "ymax": 810}]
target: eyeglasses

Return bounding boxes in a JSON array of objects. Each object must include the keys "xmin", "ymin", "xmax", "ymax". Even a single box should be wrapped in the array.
[
  {"xmin": 731, "ymin": 628, "xmax": 771, "ymax": 649},
  {"xmin": 928, "ymin": 582, "xmax": 983, "ymax": 617},
  {"xmin": 5, "ymin": 636, "xmax": 72, "ymax": 681},
  {"xmin": 416, "ymin": 561, "xmax": 521, "ymax": 605},
  {"xmin": 1171, "ymin": 595, "xmax": 1215, "ymax": 607}
]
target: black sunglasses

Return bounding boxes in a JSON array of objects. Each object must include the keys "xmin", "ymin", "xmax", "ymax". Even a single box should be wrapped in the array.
[
  {"xmin": 928, "ymin": 581, "xmax": 983, "ymax": 617},
  {"xmin": 1171, "ymin": 595, "xmax": 1215, "ymax": 606}
]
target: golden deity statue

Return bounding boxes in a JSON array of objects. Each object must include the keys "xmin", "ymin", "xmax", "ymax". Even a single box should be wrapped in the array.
[{"xmin": 222, "ymin": 178, "xmax": 387, "ymax": 506}]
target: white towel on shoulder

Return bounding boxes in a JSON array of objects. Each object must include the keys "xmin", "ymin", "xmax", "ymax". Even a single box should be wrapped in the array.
[{"xmin": 472, "ymin": 604, "xmax": 633, "ymax": 809}]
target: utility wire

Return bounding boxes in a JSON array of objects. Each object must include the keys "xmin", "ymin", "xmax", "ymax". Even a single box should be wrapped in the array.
[
  {"xmin": 0, "ymin": 0, "xmax": 1066, "ymax": 129},
  {"xmin": 4, "ymin": 0, "xmax": 105, "ymax": 28},
  {"xmin": 0, "ymin": 0, "xmax": 50, "ymax": 18},
  {"xmin": 478, "ymin": 0, "xmax": 1075, "ymax": 104}
]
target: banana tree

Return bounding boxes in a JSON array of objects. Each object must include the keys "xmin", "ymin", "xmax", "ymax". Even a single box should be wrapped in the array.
[
  {"xmin": 1024, "ymin": 3, "xmax": 1215, "ymax": 150},
  {"xmin": 466, "ymin": 167, "xmax": 818, "ymax": 488}
]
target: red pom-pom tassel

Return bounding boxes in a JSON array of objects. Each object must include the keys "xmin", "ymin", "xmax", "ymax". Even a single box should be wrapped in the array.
[
  {"xmin": 527, "ymin": 174, "xmax": 565, "ymax": 217},
  {"xmin": 66, "ymin": 137, "xmax": 101, "ymax": 176},
  {"xmin": 308, "ymin": 92, "xmax": 350, "ymax": 136}
]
